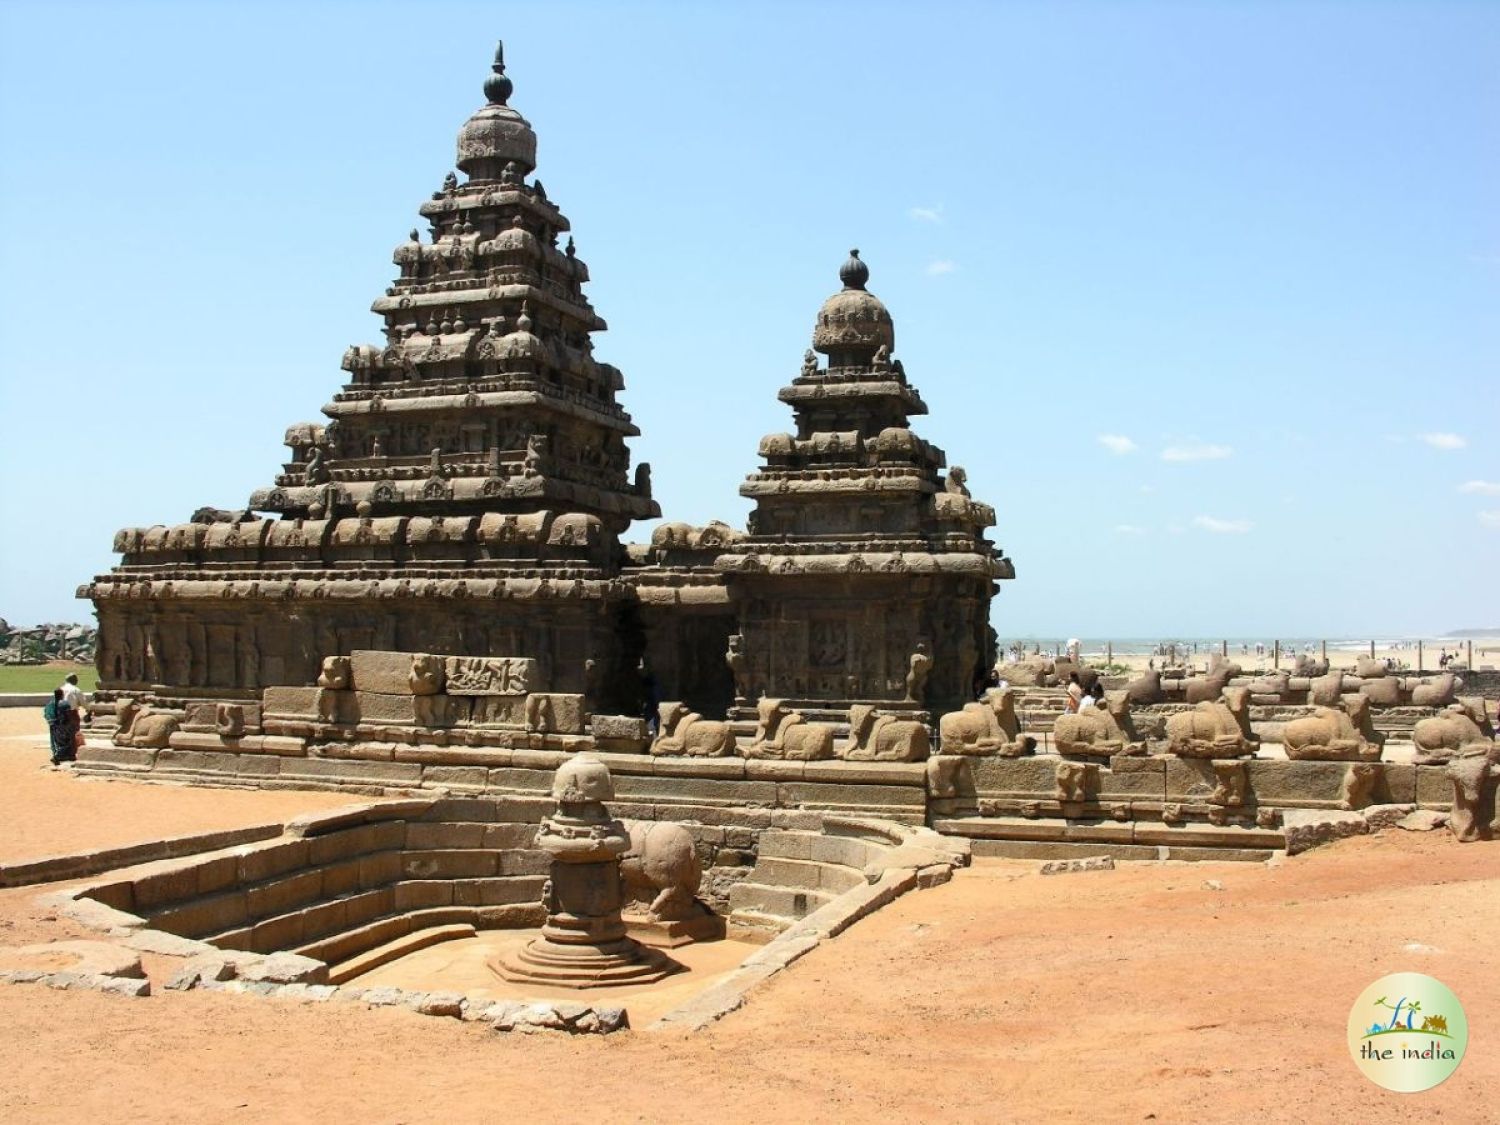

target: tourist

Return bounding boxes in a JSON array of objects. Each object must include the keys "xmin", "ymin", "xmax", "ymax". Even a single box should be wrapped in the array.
[
  {"xmin": 42, "ymin": 688, "xmax": 75, "ymax": 766},
  {"xmin": 1064, "ymin": 672, "xmax": 1083, "ymax": 714},
  {"xmin": 60, "ymin": 672, "xmax": 85, "ymax": 754},
  {"xmin": 1078, "ymin": 683, "xmax": 1103, "ymax": 712}
]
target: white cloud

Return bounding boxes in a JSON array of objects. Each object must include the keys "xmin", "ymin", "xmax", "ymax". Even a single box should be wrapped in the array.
[
  {"xmin": 1097, "ymin": 434, "xmax": 1137, "ymax": 455},
  {"xmin": 1480, "ymin": 510, "xmax": 1500, "ymax": 528},
  {"xmin": 1161, "ymin": 443, "xmax": 1232, "ymax": 463},
  {"xmin": 909, "ymin": 205, "xmax": 944, "ymax": 223},
  {"xmin": 1420, "ymin": 432, "xmax": 1467, "ymax": 450},
  {"xmin": 926, "ymin": 259, "xmax": 956, "ymax": 276},
  {"xmin": 1193, "ymin": 515, "xmax": 1253, "ymax": 534},
  {"xmin": 1113, "ymin": 524, "xmax": 1146, "ymax": 535},
  {"xmin": 1459, "ymin": 480, "xmax": 1500, "ymax": 496}
]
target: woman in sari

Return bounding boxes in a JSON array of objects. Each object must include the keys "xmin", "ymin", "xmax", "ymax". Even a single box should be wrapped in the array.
[{"xmin": 42, "ymin": 688, "xmax": 75, "ymax": 765}]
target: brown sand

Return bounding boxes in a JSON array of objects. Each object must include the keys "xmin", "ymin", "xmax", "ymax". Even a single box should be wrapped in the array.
[
  {"xmin": 0, "ymin": 710, "xmax": 355, "ymax": 864},
  {"xmin": 0, "ymin": 711, "xmax": 1496, "ymax": 1122}
]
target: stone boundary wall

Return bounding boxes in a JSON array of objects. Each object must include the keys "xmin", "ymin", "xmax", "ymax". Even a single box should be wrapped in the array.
[
  {"xmin": 0, "ymin": 824, "xmax": 283, "ymax": 889},
  {"xmin": 75, "ymin": 740, "xmax": 933, "ymax": 826},
  {"xmin": 0, "ymin": 693, "xmax": 51, "ymax": 708}
]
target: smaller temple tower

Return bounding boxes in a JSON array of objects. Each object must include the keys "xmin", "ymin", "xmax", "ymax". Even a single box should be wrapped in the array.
[{"xmin": 717, "ymin": 251, "xmax": 1013, "ymax": 718}]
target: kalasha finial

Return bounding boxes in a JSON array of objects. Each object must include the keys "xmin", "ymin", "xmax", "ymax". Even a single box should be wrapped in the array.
[
  {"xmin": 839, "ymin": 248, "xmax": 869, "ymax": 291},
  {"xmin": 483, "ymin": 40, "xmax": 513, "ymax": 106}
]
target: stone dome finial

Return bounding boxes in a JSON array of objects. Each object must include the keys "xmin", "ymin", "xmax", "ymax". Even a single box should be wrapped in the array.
[
  {"xmin": 483, "ymin": 40, "xmax": 513, "ymax": 106},
  {"xmin": 840, "ymin": 249, "xmax": 869, "ymax": 291},
  {"xmin": 457, "ymin": 42, "xmax": 537, "ymax": 178}
]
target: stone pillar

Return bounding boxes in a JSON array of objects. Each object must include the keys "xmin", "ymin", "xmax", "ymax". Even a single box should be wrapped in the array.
[{"xmin": 493, "ymin": 754, "xmax": 678, "ymax": 988}]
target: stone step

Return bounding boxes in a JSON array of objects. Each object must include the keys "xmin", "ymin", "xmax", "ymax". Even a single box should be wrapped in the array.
[
  {"xmin": 757, "ymin": 829, "xmax": 885, "ymax": 868},
  {"xmin": 725, "ymin": 909, "xmax": 791, "ymax": 943},
  {"xmin": 751, "ymin": 856, "xmax": 866, "ymax": 894},
  {"xmin": 968, "ymin": 838, "xmax": 1279, "ymax": 864},
  {"xmin": 728, "ymin": 880, "xmax": 834, "ymax": 920},
  {"xmin": 326, "ymin": 922, "xmax": 476, "ymax": 985},
  {"xmin": 933, "ymin": 816, "xmax": 1285, "ymax": 851}
]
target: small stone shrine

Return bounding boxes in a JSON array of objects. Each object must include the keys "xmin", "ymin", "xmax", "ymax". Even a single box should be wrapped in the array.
[{"xmin": 494, "ymin": 755, "xmax": 678, "ymax": 988}]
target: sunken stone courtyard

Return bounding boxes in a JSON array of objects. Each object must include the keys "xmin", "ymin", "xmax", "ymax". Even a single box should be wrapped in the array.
[{"xmin": 0, "ymin": 32, "xmax": 1496, "ymax": 1124}]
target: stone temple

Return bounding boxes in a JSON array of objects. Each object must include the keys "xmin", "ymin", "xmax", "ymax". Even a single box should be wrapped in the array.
[{"xmin": 81, "ymin": 41, "xmax": 1014, "ymax": 744}]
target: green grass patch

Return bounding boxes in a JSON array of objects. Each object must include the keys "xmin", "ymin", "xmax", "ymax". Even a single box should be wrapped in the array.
[{"xmin": 0, "ymin": 662, "xmax": 98, "ymax": 694}]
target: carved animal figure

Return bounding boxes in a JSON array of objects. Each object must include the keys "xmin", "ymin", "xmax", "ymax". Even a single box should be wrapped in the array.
[
  {"xmin": 746, "ymin": 698, "xmax": 834, "ymax": 761},
  {"xmin": 844, "ymin": 704, "xmax": 930, "ymax": 762},
  {"xmin": 1053, "ymin": 692, "xmax": 1139, "ymax": 758},
  {"xmin": 1413, "ymin": 699, "xmax": 1495, "ymax": 765},
  {"xmin": 1053, "ymin": 761, "xmax": 1094, "ymax": 803},
  {"xmin": 998, "ymin": 657, "xmax": 1055, "ymax": 688},
  {"xmin": 1292, "ymin": 654, "xmax": 1330, "ymax": 677},
  {"xmin": 1339, "ymin": 762, "xmax": 1380, "ymax": 811},
  {"xmin": 112, "ymin": 701, "xmax": 180, "ymax": 749},
  {"xmin": 1282, "ymin": 695, "xmax": 1382, "ymax": 762},
  {"xmin": 1446, "ymin": 746, "xmax": 1500, "ymax": 843},
  {"xmin": 1410, "ymin": 672, "xmax": 1459, "ymax": 709},
  {"xmin": 408, "ymin": 653, "xmax": 444, "ymax": 695},
  {"xmin": 620, "ymin": 820, "xmax": 702, "ymax": 921},
  {"xmin": 1421, "ymin": 1015, "xmax": 1449, "ymax": 1034},
  {"xmin": 1165, "ymin": 687, "xmax": 1254, "ymax": 758},
  {"xmin": 938, "ymin": 688, "xmax": 1035, "ymax": 757},
  {"xmin": 1124, "ymin": 669, "xmax": 1165, "ymax": 705},
  {"xmin": 317, "ymin": 655, "xmax": 352, "ymax": 690},
  {"xmin": 1183, "ymin": 663, "xmax": 1242, "ymax": 704},
  {"xmin": 651, "ymin": 702, "xmax": 736, "ymax": 757}
]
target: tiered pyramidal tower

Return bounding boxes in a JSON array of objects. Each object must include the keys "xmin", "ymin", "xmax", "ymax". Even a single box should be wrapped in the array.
[
  {"xmin": 714, "ymin": 251, "xmax": 1012, "ymax": 717},
  {"xmin": 254, "ymin": 42, "xmax": 655, "ymax": 530},
  {"xmin": 85, "ymin": 44, "xmax": 656, "ymax": 713}
]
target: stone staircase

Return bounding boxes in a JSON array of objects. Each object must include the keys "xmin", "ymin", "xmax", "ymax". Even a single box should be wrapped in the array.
[{"xmin": 728, "ymin": 817, "xmax": 966, "ymax": 939}]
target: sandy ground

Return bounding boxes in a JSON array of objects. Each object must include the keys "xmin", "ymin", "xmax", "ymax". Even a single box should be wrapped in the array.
[
  {"xmin": 0, "ymin": 713, "xmax": 1497, "ymax": 1121},
  {"xmin": 0, "ymin": 710, "xmax": 355, "ymax": 864}
]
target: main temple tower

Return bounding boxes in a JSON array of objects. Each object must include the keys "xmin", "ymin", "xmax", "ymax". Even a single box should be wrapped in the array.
[{"xmin": 85, "ymin": 44, "xmax": 656, "ymax": 713}]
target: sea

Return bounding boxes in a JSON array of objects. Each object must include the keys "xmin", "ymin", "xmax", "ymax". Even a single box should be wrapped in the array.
[{"xmin": 1004, "ymin": 637, "xmax": 1458, "ymax": 659}]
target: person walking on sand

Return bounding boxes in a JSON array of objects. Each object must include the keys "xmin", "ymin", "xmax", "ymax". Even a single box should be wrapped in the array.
[{"xmin": 42, "ymin": 688, "xmax": 76, "ymax": 767}]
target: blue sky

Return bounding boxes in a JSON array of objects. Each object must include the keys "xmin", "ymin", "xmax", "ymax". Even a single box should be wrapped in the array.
[{"xmin": 0, "ymin": 1, "xmax": 1495, "ymax": 638}]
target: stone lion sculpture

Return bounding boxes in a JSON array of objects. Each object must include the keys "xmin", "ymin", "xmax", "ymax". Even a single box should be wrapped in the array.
[
  {"xmin": 620, "ymin": 820, "xmax": 702, "ymax": 921},
  {"xmin": 1164, "ymin": 686, "xmax": 1255, "ymax": 758},
  {"xmin": 651, "ymin": 702, "xmax": 736, "ymax": 757},
  {"xmin": 317, "ymin": 655, "xmax": 352, "ymax": 690},
  {"xmin": 843, "ymin": 704, "xmax": 930, "ymax": 762},
  {"xmin": 1282, "ymin": 694, "xmax": 1382, "ymax": 761},
  {"xmin": 937, "ymin": 688, "xmax": 1035, "ymax": 757},
  {"xmin": 408, "ymin": 653, "xmax": 444, "ymax": 695},
  {"xmin": 1412, "ymin": 698, "xmax": 1494, "ymax": 765},
  {"xmin": 1053, "ymin": 692, "xmax": 1141, "ymax": 759},
  {"xmin": 746, "ymin": 698, "xmax": 835, "ymax": 761}
]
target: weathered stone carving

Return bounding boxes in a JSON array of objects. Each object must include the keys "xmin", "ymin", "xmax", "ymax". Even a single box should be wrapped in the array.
[
  {"xmin": 937, "ymin": 688, "xmax": 1033, "ymax": 757},
  {"xmin": 443, "ymin": 655, "xmax": 535, "ymax": 695},
  {"xmin": 651, "ymin": 703, "xmax": 736, "ymax": 757},
  {"xmin": 1053, "ymin": 692, "xmax": 1141, "ymax": 759},
  {"xmin": 1340, "ymin": 762, "xmax": 1380, "ymax": 811},
  {"xmin": 493, "ymin": 754, "xmax": 677, "ymax": 987},
  {"xmin": 1124, "ymin": 668, "xmax": 1165, "ymax": 705},
  {"xmin": 1164, "ymin": 687, "xmax": 1255, "ymax": 758},
  {"xmin": 904, "ymin": 642, "xmax": 932, "ymax": 704},
  {"xmin": 1210, "ymin": 761, "xmax": 1247, "ymax": 807},
  {"xmin": 317, "ymin": 655, "xmax": 351, "ymax": 690},
  {"xmin": 1413, "ymin": 698, "xmax": 1495, "ymax": 765},
  {"xmin": 409, "ymin": 653, "xmax": 445, "ymax": 695},
  {"xmin": 214, "ymin": 703, "xmax": 246, "ymax": 740},
  {"xmin": 620, "ymin": 821, "xmax": 701, "ymax": 922},
  {"xmin": 746, "ymin": 698, "xmax": 835, "ymax": 761},
  {"xmin": 1282, "ymin": 695, "xmax": 1382, "ymax": 762},
  {"xmin": 1410, "ymin": 672, "xmax": 1459, "ymax": 708},
  {"xmin": 1183, "ymin": 662, "xmax": 1241, "ymax": 704},
  {"xmin": 1053, "ymin": 761, "xmax": 1096, "ymax": 804},
  {"xmin": 843, "ymin": 704, "xmax": 930, "ymax": 762},
  {"xmin": 112, "ymin": 700, "xmax": 180, "ymax": 749},
  {"xmin": 1446, "ymin": 748, "xmax": 1500, "ymax": 843}
]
